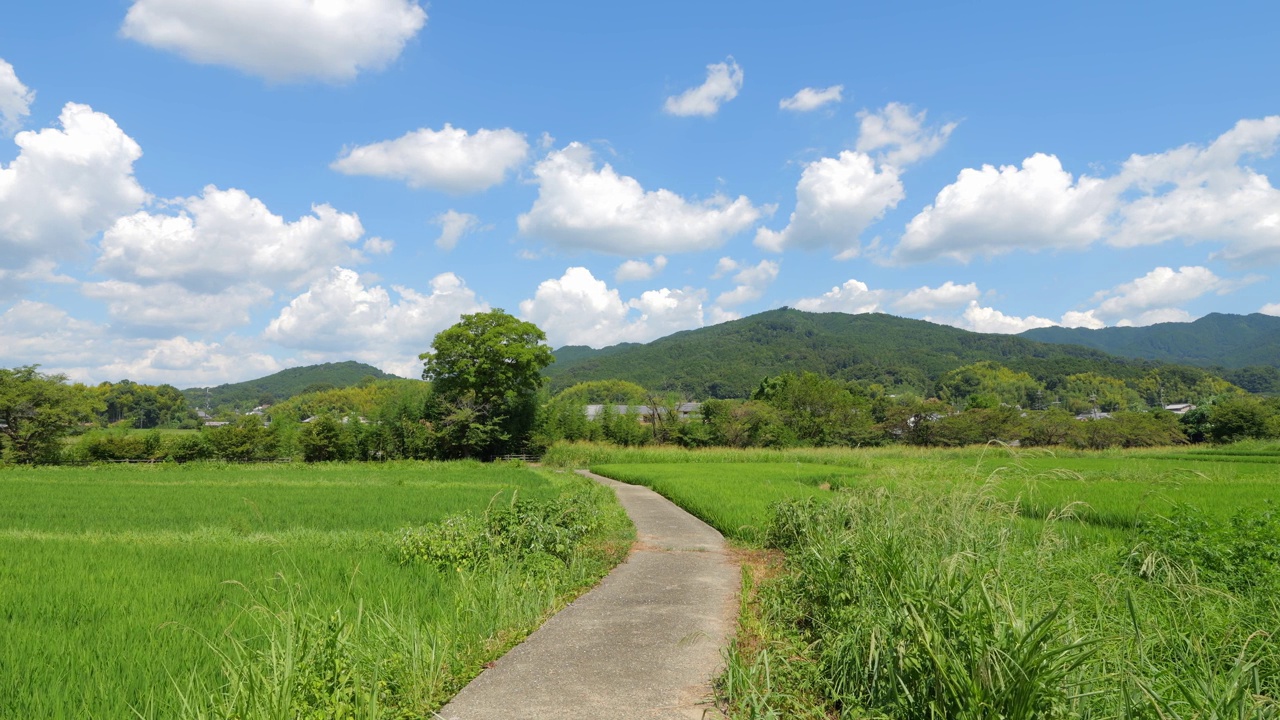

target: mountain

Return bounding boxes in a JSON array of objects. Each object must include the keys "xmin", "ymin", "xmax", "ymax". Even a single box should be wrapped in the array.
[
  {"xmin": 183, "ymin": 361, "xmax": 401, "ymax": 412},
  {"xmin": 545, "ymin": 308, "xmax": 1175, "ymax": 399},
  {"xmin": 1020, "ymin": 313, "xmax": 1280, "ymax": 369}
]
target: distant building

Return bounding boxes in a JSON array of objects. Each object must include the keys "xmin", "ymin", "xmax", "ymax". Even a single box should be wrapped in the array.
[
  {"xmin": 1163, "ymin": 403, "xmax": 1196, "ymax": 415},
  {"xmin": 584, "ymin": 403, "xmax": 701, "ymax": 424},
  {"xmin": 1075, "ymin": 409, "xmax": 1112, "ymax": 421}
]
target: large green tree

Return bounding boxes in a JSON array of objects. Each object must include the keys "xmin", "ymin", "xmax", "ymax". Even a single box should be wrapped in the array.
[
  {"xmin": 0, "ymin": 366, "xmax": 99, "ymax": 463},
  {"xmin": 420, "ymin": 309, "xmax": 554, "ymax": 457}
]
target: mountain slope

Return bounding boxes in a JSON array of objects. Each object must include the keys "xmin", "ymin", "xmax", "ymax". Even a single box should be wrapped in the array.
[
  {"xmin": 1021, "ymin": 313, "xmax": 1280, "ymax": 369},
  {"xmin": 545, "ymin": 308, "xmax": 1167, "ymax": 398},
  {"xmin": 183, "ymin": 361, "xmax": 400, "ymax": 412}
]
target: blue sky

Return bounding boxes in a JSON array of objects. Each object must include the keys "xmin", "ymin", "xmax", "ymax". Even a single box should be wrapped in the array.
[{"xmin": 1, "ymin": 1, "xmax": 1278, "ymax": 385}]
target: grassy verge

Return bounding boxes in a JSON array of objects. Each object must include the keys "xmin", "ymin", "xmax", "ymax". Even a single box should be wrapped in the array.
[
  {"xmin": 580, "ymin": 446, "xmax": 1280, "ymax": 718},
  {"xmin": 0, "ymin": 462, "xmax": 631, "ymax": 718}
]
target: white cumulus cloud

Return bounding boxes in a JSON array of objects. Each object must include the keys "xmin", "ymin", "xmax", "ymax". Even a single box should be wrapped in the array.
[
  {"xmin": 616, "ymin": 255, "xmax": 667, "ymax": 282},
  {"xmin": 794, "ymin": 279, "xmax": 886, "ymax": 314},
  {"xmin": 1111, "ymin": 116, "xmax": 1280, "ymax": 264},
  {"xmin": 956, "ymin": 301, "xmax": 1058, "ymax": 334},
  {"xmin": 519, "ymin": 142, "xmax": 761, "ymax": 254},
  {"xmin": 896, "ymin": 153, "xmax": 1113, "ymax": 263},
  {"xmin": 1092, "ymin": 266, "xmax": 1229, "ymax": 320},
  {"xmin": 332, "ymin": 125, "xmax": 529, "ymax": 193},
  {"xmin": 81, "ymin": 280, "xmax": 274, "ymax": 335},
  {"xmin": 779, "ymin": 85, "xmax": 843, "ymax": 112},
  {"xmin": 96, "ymin": 186, "xmax": 365, "ymax": 293},
  {"xmin": 895, "ymin": 116, "xmax": 1280, "ymax": 266},
  {"xmin": 664, "ymin": 58, "xmax": 743, "ymax": 117},
  {"xmin": 121, "ymin": 0, "xmax": 427, "ymax": 83},
  {"xmin": 856, "ymin": 102, "xmax": 956, "ymax": 167},
  {"xmin": 755, "ymin": 151, "xmax": 903, "ymax": 256},
  {"xmin": 519, "ymin": 267, "xmax": 714, "ymax": 347},
  {"xmin": 893, "ymin": 281, "xmax": 980, "ymax": 313},
  {"xmin": 1, "ymin": 103, "xmax": 146, "ymax": 270},
  {"xmin": 0, "ymin": 58, "xmax": 34, "ymax": 136},
  {"xmin": 0, "ymin": 300, "xmax": 282, "ymax": 385},
  {"xmin": 265, "ymin": 266, "xmax": 487, "ymax": 376},
  {"xmin": 1260, "ymin": 303, "xmax": 1280, "ymax": 316},
  {"xmin": 432, "ymin": 210, "xmax": 481, "ymax": 251},
  {"xmin": 716, "ymin": 259, "xmax": 779, "ymax": 307}
]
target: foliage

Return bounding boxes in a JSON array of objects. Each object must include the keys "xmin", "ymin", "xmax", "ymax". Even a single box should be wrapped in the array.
[
  {"xmin": 299, "ymin": 414, "xmax": 353, "ymax": 462},
  {"xmin": 396, "ymin": 489, "xmax": 604, "ymax": 571},
  {"xmin": 204, "ymin": 415, "xmax": 281, "ymax": 461},
  {"xmin": 421, "ymin": 310, "xmax": 554, "ymax": 458},
  {"xmin": 0, "ymin": 365, "xmax": 100, "ymax": 464},
  {"xmin": 1023, "ymin": 311, "xmax": 1280, "ymax": 370},
  {"xmin": 1208, "ymin": 395, "xmax": 1277, "ymax": 443},
  {"xmin": 936, "ymin": 360, "xmax": 1046, "ymax": 409},
  {"xmin": 182, "ymin": 361, "xmax": 398, "ymax": 414},
  {"xmin": 752, "ymin": 371, "xmax": 875, "ymax": 446},
  {"xmin": 545, "ymin": 308, "xmax": 1194, "ymax": 399},
  {"xmin": 91, "ymin": 379, "xmax": 194, "ymax": 428},
  {"xmin": 1132, "ymin": 504, "xmax": 1280, "ymax": 594}
]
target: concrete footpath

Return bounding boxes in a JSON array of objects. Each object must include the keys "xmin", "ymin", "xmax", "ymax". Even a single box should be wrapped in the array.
[{"xmin": 437, "ymin": 469, "xmax": 740, "ymax": 720}]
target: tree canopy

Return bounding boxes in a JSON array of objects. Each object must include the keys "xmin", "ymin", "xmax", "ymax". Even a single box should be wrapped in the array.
[
  {"xmin": 421, "ymin": 309, "xmax": 554, "ymax": 457},
  {"xmin": 0, "ymin": 366, "xmax": 99, "ymax": 463}
]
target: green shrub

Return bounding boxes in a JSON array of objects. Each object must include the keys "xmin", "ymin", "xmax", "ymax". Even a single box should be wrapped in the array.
[{"xmin": 1131, "ymin": 503, "xmax": 1280, "ymax": 594}]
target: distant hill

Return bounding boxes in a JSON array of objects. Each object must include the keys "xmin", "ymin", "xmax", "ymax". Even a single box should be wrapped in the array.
[
  {"xmin": 183, "ymin": 361, "xmax": 400, "ymax": 412},
  {"xmin": 545, "ymin": 308, "xmax": 1177, "ymax": 399},
  {"xmin": 1021, "ymin": 313, "xmax": 1280, "ymax": 369}
]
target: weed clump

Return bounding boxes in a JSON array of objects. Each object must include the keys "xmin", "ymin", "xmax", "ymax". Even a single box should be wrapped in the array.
[{"xmin": 395, "ymin": 489, "xmax": 603, "ymax": 572}]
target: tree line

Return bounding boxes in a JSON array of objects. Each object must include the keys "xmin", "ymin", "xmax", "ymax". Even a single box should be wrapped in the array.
[{"xmin": 4, "ymin": 311, "xmax": 1279, "ymax": 465}]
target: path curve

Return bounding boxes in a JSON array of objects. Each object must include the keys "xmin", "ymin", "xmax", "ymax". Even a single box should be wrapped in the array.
[{"xmin": 438, "ymin": 469, "xmax": 739, "ymax": 720}]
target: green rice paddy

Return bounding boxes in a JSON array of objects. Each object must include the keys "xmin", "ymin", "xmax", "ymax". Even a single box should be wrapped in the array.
[{"xmin": 0, "ymin": 461, "xmax": 624, "ymax": 719}]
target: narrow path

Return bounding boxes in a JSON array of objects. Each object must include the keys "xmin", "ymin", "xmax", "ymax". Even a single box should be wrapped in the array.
[{"xmin": 438, "ymin": 470, "xmax": 739, "ymax": 720}]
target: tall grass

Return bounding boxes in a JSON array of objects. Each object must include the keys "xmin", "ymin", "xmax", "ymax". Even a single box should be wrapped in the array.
[{"xmin": 0, "ymin": 462, "xmax": 631, "ymax": 718}]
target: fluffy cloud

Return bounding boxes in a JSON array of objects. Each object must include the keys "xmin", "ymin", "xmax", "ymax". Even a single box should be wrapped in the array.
[
  {"xmin": 893, "ymin": 281, "xmax": 980, "ymax": 313},
  {"xmin": 433, "ymin": 210, "xmax": 481, "ymax": 251},
  {"xmin": 518, "ymin": 143, "xmax": 761, "ymax": 254},
  {"xmin": 716, "ymin": 259, "xmax": 779, "ymax": 307},
  {"xmin": 711, "ymin": 256, "xmax": 739, "ymax": 279},
  {"xmin": 856, "ymin": 102, "xmax": 956, "ymax": 167},
  {"xmin": 0, "ymin": 58, "xmax": 34, "ymax": 135},
  {"xmin": 264, "ymin": 266, "xmax": 486, "ymax": 376},
  {"xmin": 1111, "ymin": 116, "xmax": 1280, "ymax": 263},
  {"xmin": 1260, "ymin": 303, "xmax": 1280, "ymax": 316},
  {"xmin": 332, "ymin": 125, "xmax": 529, "ymax": 193},
  {"xmin": 1060, "ymin": 310, "xmax": 1105, "ymax": 329},
  {"xmin": 1, "ymin": 103, "xmax": 146, "ymax": 270},
  {"xmin": 120, "ymin": 0, "xmax": 427, "ymax": 82},
  {"xmin": 755, "ymin": 151, "xmax": 903, "ymax": 256},
  {"xmin": 794, "ymin": 279, "xmax": 886, "ymax": 314},
  {"xmin": 779, "ymin": 85, "xmax": 843, "ymax": 112},
  {"xmin": 96, "ymin": 186, "xmax": 364, "ymax": 293},
  {"xmin": 956, "ymin": 301, "xmax": 1057, "ymax": 334},
  {"xmin": 1116, "ymin": 308, "xmax": 1194, "ymax": 327},
  {"xmin": 0, "ymin": 300, "xmax": 281, "ymax": 385},
  {"xmin": 896, "ymin": 154, "xmax": 1112, "ymax": 263},
  {"xmin": 81, "ymin": 280, "xmax": 274, "ymax": 335},
  {"xmin": 616, "ymin": 255, "xmax": 667, "ymax": 282},
  {"xmin": 663, "ymin": 58, "xmax": 743, "ymax": 117},
  {"xmin": 896, "ymin": 116, "xmax": 1280, "ymax": 265},
  {"xmin": 1091, "ymin": 266, "xmax": 1229, "ymax": 320},
  {"xmin": 519, "ymin": 267, "xmax": 712, "ymax": 347}
]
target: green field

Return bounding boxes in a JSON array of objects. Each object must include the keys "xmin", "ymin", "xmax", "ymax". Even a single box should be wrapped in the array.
[
  {"xmin": 0, "ymin": 461, "xmax": 628, "ymax": 719},
  {"xmin": 577, "ymin": 443, "xmax": 1280, "ymax": 718}
]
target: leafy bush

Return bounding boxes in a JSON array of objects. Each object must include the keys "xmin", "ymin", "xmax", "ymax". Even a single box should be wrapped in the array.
[
  {"xmin": 1131, "ymin": 503, "xmax": 1280, "ymax": 594},
  {"xmin": 396, "ymin": 490, "xmax": 603, "ymax": 572}
]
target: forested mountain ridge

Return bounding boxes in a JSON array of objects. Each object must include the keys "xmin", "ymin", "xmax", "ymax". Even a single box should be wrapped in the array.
[
  {"xmin": 1021, "ymin": 313, "xmax": 1280, "ymax": 369},
  {"xmin": 182, "ymin": 361, "xmax": 401, "ymax": 412},
  {"xmin": 544, "ymin": 308, "xmax": 1189, "ymax": 399}
]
